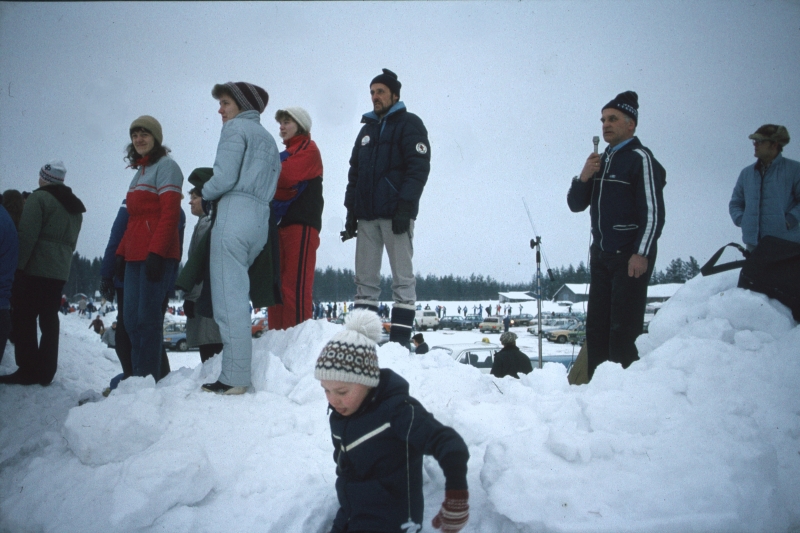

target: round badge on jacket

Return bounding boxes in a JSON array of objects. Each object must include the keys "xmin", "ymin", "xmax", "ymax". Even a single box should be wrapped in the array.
[
  {"xmin": 416, "ymin": 143, "xmax": 428, "ymax": 154},
  {"xmin": 361, "ymin": 135, "xmax": 370, "ymax": 146}
]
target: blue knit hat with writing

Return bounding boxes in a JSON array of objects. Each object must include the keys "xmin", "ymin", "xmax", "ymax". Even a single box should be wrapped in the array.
[{"xmin": 602, "ymin": 91, "xmax": 638, "ymax": 124}]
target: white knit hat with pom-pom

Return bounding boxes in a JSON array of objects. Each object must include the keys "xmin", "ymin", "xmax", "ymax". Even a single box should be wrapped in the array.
[{"xmin": 314, "ymin": 309, "xmax": 382, "ymax": 387}]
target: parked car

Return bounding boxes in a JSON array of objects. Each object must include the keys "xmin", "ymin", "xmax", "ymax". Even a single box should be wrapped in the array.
[
  {"xmin": 430, "ymin": 342, "xmax": 500, "ymax": 373},
  {"xmin": 527, "ymin": 317, "xmax": 579, "ymax": 336},
  {"xmin": 414, "ymin": 310, "xmax": 439, "ymax": 331},
  {"xmin": 508, "ymin": 313, "xmax": 534, "ymax": 326},
  {"xmin": 163, "ymin": 322, "xmax": 188, "ymax": 352},
  {"xmin": 520, "ymin": 347, "xmax": 577, "ymax": 371},
  {"xmin": 252, "ymin": 316, "xmax": 268, "ymax": 338},
  {"xmin": 547, "ymin": 322, "xmax": 586, "ymax": 344},
  {"xmin": 431, "ymin": 343, "xmax": 576, "ymax": 373},
  {"xmin": 438, "ymin": 315, "xmax": 473, "ymax": 331},
  {"xmin": 462, "ymin": 314, "xmax": 484, "ymax": 329},
  {"xmin": 478, "ymin": 316, "xmax": 503, "ymax": 333}
]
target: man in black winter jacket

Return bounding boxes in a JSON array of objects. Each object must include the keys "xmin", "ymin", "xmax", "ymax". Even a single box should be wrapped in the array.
[
  {"xmin": 567, "ymin": 91, "xmax": 666, "ymax": 381},
  {"xmin": 343, "ymin": 69, "xmax": 431, "ymax": 348}
]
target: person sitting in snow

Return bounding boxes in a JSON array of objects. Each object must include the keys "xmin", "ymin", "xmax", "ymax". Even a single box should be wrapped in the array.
[
  {"xmin": 411, "ymin": 332, "xmax": 429, "ymax": 354},
  {"xmin": 316, "ymin": 309, "xmax": 470, "ymax": 533}
]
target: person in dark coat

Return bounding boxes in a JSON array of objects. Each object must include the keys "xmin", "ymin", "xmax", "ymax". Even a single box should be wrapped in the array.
[
  {"xmin": 490, "ymin": 332, "xmax": 533, "ymax": 379},
  {"xmin": 1, "ymin": 161, "xmax": 84, "ymax": 385},
  {"xmin": 0, "ymin": 203, "xmax": 18, "ymax": 365},
  {"xmin": 503, "ymin": 314, "xmax": 511, "ymax": 332},
  {"xmin": 343, "ymin": 69, "xmax": 431, "ymax": 349},
  {"xmin": 567, "ymin": 91, "xmax": 665, "ymax": 381},
  {"xmin": 316, "ymin": 310, "xmax": 469, "ymax": 533},
  {"xmin": 411, "ymin": 332, "xmax": 429, "ymax": 354}
]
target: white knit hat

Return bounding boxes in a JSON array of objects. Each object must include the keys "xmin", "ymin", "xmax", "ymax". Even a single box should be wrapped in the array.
[
  {"xmin": 276, "ymin": 107, "xmax": 312, "ymax": 133},
  {"xmin": 314, "ymin": 309, "xmax": 382, "ymax": 387},
  {"xmin": 39, "ymin": 160, "xmax": 66, "ymax": 184}
]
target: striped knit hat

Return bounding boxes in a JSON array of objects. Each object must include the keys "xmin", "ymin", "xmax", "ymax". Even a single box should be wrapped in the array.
[
  {"xmin": 39, "ymin": 160, "xmax": 66, "ymax": 184},
  {"xmin": 314, "ymin": 309, "xmax": 382, "ymax": 387},
  {"xmin": 212, "ymin": 82, "xmax": 269, "ymax": 114}
]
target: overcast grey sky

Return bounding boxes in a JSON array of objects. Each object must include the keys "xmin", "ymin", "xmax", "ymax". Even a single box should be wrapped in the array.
[{"xmin": 1, "ymin": 1, "xmax": 799, "ymax": 283}]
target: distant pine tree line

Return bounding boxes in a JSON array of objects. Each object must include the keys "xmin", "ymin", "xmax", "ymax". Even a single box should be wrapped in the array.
[{"xmin": 64, "ymin": 252, "xmax": 702, "ymax": 302}]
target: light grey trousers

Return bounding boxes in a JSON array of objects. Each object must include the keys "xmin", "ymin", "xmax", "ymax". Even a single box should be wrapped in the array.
[
  {"xmin": 354, "ymin": 218, "xmax": 416, "ymax": 308},
  {"xmin": 210, "ymin": 194, "xmax": 270, "ymax": 387}
]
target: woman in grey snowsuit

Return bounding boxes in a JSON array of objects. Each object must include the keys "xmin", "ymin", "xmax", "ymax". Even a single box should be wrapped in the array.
[{"xmin": 200, "ymin": 82, "xmax": 280, "ymax": 395}]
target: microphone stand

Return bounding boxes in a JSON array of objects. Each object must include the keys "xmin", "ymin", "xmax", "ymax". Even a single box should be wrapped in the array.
[{"xmin": 530, "ymin": 236, "xmax": 543, "ymax": 369}]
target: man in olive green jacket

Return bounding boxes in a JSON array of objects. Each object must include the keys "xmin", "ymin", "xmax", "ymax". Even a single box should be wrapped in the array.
[{"xmin": 0, "ymin": 161, "xmax": 85, "ymax": 385}]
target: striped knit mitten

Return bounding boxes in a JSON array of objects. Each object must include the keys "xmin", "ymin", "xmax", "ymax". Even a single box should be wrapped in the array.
[{"xmin": 431, "ymin": 490, "xmax": 469, "ymax": 532}]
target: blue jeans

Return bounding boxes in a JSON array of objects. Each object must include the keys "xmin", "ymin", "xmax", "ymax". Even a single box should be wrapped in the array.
[{"xmin": 123, "ymin": 260, "xmax": 177, "ymax": 381}]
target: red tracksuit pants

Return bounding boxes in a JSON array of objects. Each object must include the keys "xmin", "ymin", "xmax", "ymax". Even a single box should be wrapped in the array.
[{"xmin": 268, "ymin": 224, "xmax": 320, "ymax": 330}]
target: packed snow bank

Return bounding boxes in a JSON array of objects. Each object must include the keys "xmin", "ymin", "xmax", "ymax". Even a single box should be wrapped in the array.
[{"xmin": 1, "ymin": 271, "xmax": 798, "ymax": 533}]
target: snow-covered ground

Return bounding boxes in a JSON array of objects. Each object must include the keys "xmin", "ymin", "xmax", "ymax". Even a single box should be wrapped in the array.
[{"xmin": 1, "ymin": 271, "xmax": 798, "ymax": 533}]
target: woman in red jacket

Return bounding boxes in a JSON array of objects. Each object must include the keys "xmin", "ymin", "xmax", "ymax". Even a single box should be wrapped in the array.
[
  {"xmin": 115, "ymin": 116, "xmax": 183, "ymax": 381},
  {"xmin": 267, "ymin": 108, "xmax": 324, "ymax": 330}
]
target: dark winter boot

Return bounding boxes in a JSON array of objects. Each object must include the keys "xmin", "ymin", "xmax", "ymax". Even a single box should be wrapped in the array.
[
  {"xmin": 389, "ymin": 305, "xmax": 416, "ymax": 349},
  {"xmin": 353, "ymin": 302, "xmax": 379, "ymax": 314}
]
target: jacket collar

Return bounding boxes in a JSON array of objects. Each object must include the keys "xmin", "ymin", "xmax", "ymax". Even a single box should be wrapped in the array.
[
  {"xmin": 605, "ymin": 136, "xmax": 642, "ymax": 156},
  {"xmin": 284, "ymin": 133, "xmax": 311, "ymax": 150},
  {"xmin": 35, "ymin": 184, "xmax": 86, "ymax": 214},
  {"xmin": 361, "ymin": 101, "xmax": 406, "ymax": 124},
  {"xmin": 231, "ymin": 109, "xmax": 261, "ymax": 124}
]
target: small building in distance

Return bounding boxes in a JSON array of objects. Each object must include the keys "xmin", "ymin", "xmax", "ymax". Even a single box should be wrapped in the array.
[
  {"xmin": 498, "ymin": 291, "xmax": 537, "ymax": 303},
  {"xmin": 552, "ymin": 283, "xmax": 590, "ymax": 304}
]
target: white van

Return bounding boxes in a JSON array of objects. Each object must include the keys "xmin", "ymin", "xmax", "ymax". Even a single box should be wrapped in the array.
[{"xmin": 414, "ymin": 310, "xmax": 439, "ymax": 331}]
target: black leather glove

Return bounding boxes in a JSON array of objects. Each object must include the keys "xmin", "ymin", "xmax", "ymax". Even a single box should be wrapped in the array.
[
  {"xmin": 115, "ymin": 255, "xmax": 126, "ymax": 282},
  {"xmin": 341, "ymin": 210, "xmax": 358, "ymax": 242},
  {"xmin": 145, "ymin": 253, "xmax": 166, "ymax": 283},
  {"xmin": 183, "ymin": 300, "xmax": 196, "ymax": 319},
  {"xmin": 100, "ymin": 278, "xmax": 115, "ymax": 303},
  {"xmin": 392, "ymin": 200, "xmax": 415, "ymax": 235}
]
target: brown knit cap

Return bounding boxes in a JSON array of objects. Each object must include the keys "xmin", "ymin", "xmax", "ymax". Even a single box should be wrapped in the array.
[{"xmin": 129, "ymin": 115, "xmax": 163, "ymax": 145}]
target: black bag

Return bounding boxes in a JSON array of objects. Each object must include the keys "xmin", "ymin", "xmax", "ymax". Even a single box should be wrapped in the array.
[{"xmin": 701, "ymin": 236, "xmax": 800, "ymax": 321}]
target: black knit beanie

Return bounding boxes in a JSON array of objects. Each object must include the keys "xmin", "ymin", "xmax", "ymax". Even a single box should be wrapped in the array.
[
  {"xmin": 602, "ymin": 91, "xmax": 639, "ymax": 124},
  {"xmin": 370, "ymin": 68, "xmax": 401, "ymax": 97}
]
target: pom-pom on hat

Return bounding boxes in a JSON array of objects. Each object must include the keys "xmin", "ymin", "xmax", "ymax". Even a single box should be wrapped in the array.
[
  {"xmin": 212, "ymin": 82, "xmax": 269, "ymax": 114},
  {"xmin": 749, "ymin": 124, "xmax": 790, "ymax": 147},
  {"xmin": 129, "ymin": 115, "xmax": 163, "ymax": 145},
  {"xmin": 602, "ymin": 91, "xmax": 639, "ymax": 124},
  {"xmin": 275, "ymin": 107, "xmax": 312, "ymax": 133},
  {"xmin": 370, "ymin": 68, "xmax": 401, "ymax": 97},
  {"xmin": 314, "ymin": 309, "xmax": 382, "ymax": 387},
  {"xmin": 39, "ymin": 160, "xmax": 66, "ymax": 184}
]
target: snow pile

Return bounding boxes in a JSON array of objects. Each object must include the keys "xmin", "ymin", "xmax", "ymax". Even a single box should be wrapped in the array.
[{"xmin": 1, "ymin": 271, "xmax": 799, "ymax": 533}]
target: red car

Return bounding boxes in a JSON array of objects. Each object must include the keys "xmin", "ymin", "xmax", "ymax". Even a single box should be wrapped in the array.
[{"xmin": 251, "ymin": 317, "xmax": 268, "ymax": 338}]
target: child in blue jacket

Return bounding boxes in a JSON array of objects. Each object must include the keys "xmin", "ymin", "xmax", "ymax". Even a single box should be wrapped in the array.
[{"xmin": 315, "ymin": 309, "xmax": 470, "ymax": 533}]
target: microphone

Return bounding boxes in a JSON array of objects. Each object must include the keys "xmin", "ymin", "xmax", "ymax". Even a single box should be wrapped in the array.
[{"xmin": 593, "ymin": 136, "xmax": 599, "ymax": 154}]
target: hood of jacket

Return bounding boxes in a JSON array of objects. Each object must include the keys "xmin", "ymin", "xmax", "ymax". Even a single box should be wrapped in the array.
[
  {"xmin": 361, "ymin": 101, "xmax": 407, "ymax": 125},
  {"xmin": 37, "ymin": 184, "xmax": 86, "ymax": 215}
]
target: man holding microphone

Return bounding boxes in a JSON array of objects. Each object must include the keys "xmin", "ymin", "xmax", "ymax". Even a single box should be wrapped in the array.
[{"xmin": 567, "ymin": 91, "xmax": 666, "ymax": 381}]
